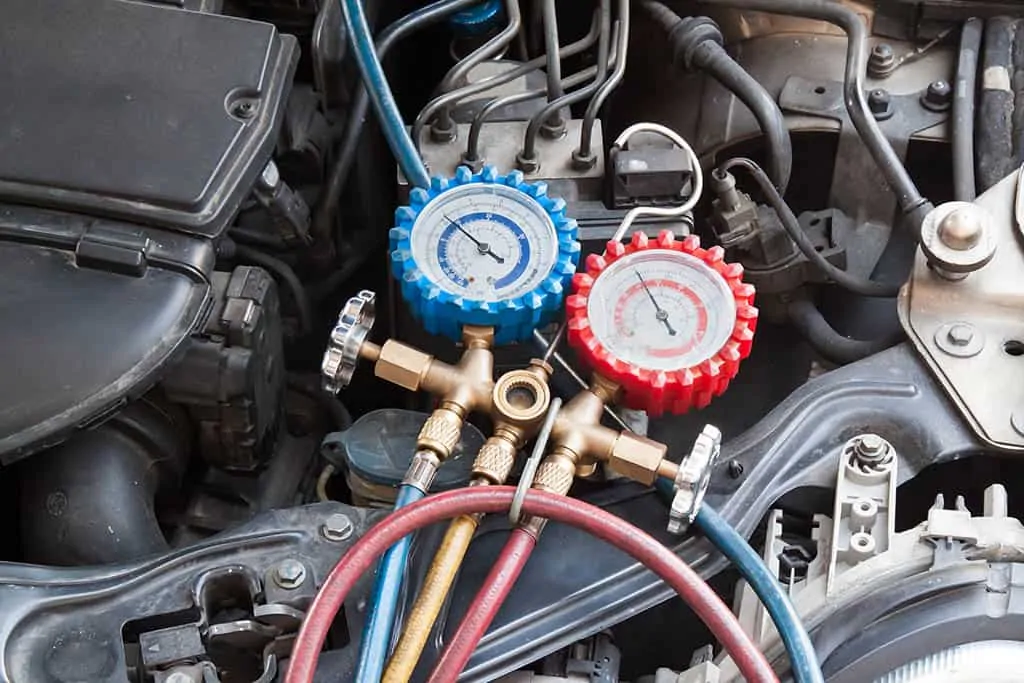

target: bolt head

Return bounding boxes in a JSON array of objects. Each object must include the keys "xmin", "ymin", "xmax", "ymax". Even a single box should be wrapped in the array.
[
  {"xmin": 946, "ymin": 324, "xmax": 974, "ymax": 346},
  {"xmin": 938, "ymin": 208, "xmax": 983, "ymax": 250},
  {"xmin": 856, "ymin": 433, "xmax": 886, "ymax": 456},
  {"xmin": 274, "ymin": 559, "xmax": 306, "ymax": 588},
  {"xmin": 321, "ymin": 513, "xmax": 354, "ymax": 541},
  {"xmin": 868, "ymin": 89, "xmax": 892, "ymax": 118},
  {"xmin": 871, "ymin": 43, "xmax": 894, "ymax": 60}
]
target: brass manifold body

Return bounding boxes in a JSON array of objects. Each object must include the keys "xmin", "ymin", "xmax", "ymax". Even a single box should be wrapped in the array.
[{"xmin": 354, "ymin": 324, "xmax": 502, "ymax": 490}]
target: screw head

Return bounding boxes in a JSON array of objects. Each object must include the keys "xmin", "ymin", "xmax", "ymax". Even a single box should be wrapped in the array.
[
  {"xmin": 321, "ymin": 513, "xmax": 354, "ymax": 542},
  {"xmin": 946, "ymin": 323, "xmax": 974, "ymax": 347},
  {"xmin": 273, "ymin": 559, "xmax": 307, "ymax": 589}
]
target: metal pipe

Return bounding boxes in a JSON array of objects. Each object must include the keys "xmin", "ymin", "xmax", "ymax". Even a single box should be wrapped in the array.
[
  {"xmin": 312, "ymin": 0, "xmax": 480, "ymax": 249},
  {"xmin": 541, "ymin": 0, "xmax": 564, "ymax": 130},
  {"xmin": 519, "ymin": 0, "xmax": 613, "ymax": 164},
  {"xmin": 412, "ymin": 12, "xmax": 608, "ymax": 154},
  {"xmin": 700, "ymin": 0, "xmax": 932, "ymax": 231},
  {"xmin": 433, "ymin": 0, "xmax": 523, "ymax": 135},
  {"xmin": 953, "ymin": 18, "xmax": 983, "ymax": 202},
  {"xmin": 464, "ymin": 16, "xmax": 611, "ymax": 163},
  {"xmin": 576, "ymin": 0, "xmax": 631, "ymax": 163}
]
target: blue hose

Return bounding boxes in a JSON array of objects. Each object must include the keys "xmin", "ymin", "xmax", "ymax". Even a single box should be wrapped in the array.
[
  {"xmin": 354, "ymin": 484, "xmax": 426, "ymax": 682},
  {"xmin": 338, "ymin": 0, "xmax": 431, "ymax": 189},
  {"xmin": 654, "ymin": 480, "xmax": 822, "ymax": 682}
]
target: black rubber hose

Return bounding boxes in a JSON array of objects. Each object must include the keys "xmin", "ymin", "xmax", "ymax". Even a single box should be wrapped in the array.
[
  {"xmin": 19, "ymin": 400, "xmax": 187, "ymax": 565},
  {"xmin": 642, "ymin": 2, "xmax": 792, "ymax": 192},
  {"xmin": 788, "ymin": 298, "xmax": 905, "ymax": 365},
  {"xmin": 976, "ymin": 16, "xmax": 1015, "ymax": 193},
  {"xmin": 700, "ymin": 0, "xmax": 932, "ymax": 231},
  {"xmin": 287, "ymin": 374, "xmax": 354, "ymax": 430},
  {"xmin": 719, "ymin": 158, "xmax": 902, "ymax": 297},
  {"xmin": 954, "ymin": 18, "xmax": 983, "ymax": 202},
  {"xmin": 234, "ymin": 244, "xmax": 314, "ymax": 336},
  {"xmin": 312, "ymin": 0, "xmax": 482, "ymax": 250}
]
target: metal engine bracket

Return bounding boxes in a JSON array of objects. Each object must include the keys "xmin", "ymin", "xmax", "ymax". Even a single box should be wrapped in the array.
[{"xmin": 899, "ymin": 171, "xmax": 1024, "ymax": 450}]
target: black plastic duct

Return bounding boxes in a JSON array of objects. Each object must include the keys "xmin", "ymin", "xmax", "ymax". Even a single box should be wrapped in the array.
[{"xmin": 19, "ymin": 399, "xmax": 188, "ymax": 566}]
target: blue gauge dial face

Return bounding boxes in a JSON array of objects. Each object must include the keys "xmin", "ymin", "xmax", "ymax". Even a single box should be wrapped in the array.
[{"xmin": 410, "ymin": 183, "xmax": 558, "ymax": 301}]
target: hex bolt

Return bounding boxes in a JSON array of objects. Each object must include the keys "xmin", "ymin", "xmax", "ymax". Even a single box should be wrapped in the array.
[
  {"xmin": 921, "ymin": 80, "xmax": 952, "ymax": 112},
  {"xmin": 273, "ymin": 559, "xmax": 307, "ymax": 589},
  {"xmin": 946, "ymin": 324, "xmax": 974, "ymax": 347},
  {"xmin": 867, "ymin": 89, "xmax": 892, "ymax": 120},
  {"xmin": 938, "ymin": 208, "xmax": 983, "ymax": 251},
  {"xmin": 867, "ymin": 43, "xmax": 896, "ymax": 78},
  {"xmin": 321, "ymin": 513, "xmax": 354, "ymax": 542}
]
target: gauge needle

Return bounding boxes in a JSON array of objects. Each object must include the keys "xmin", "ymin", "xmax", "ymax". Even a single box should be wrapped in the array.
[
  {"xmin": 635, "ymin": 270, "xmax": 676, "ymax": 336},
  {"xmin": 443, "ymin": 214, "xmax": 504, "ymax": 264}
]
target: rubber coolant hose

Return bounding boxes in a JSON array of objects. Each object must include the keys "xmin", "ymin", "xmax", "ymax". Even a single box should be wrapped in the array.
[
  {"xmin": 383, "ymin": 514, "xmax": 480, "ymax": 682},
  {"xmin": 788, "ymin": 298, "xmax": 904, "ymax": 365},
  {"xmin": 284, "ymin": 487, "xmax": 777, "ymax": 683},
  {"xmin": 353, "ymin": 483, "xmax": 426, "ymax": 683},
  {"xmin": 338, "ymin": 0, "xmax": 430, "ymax": 188},
  {"xmin": 642, "ymin": 1, "xmax": 792, "ymax": 193},
  {"xmin": 426, "ymin": 527, "xmax": 538, "ymax": 682},
  {"xmin": 719, "ymin": 158, "xmax": 902, "ymax": 298}
]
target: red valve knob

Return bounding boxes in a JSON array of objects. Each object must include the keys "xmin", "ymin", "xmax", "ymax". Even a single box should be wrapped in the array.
[{"xmin": 566, "ymin": 230, "xmax": 757, "ymax": 416}]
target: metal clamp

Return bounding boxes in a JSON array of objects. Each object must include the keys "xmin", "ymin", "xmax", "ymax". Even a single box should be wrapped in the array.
[
  {"xmin": 509, "ymin": 397, "xmax": 562, "ymax": 525},
  {"xmin": 321, "ymin": 290, "xmax": 375, "ymax": 393},
  {"xmin": 668, "ymin": 425, "xmax": 722, "ymax": 534}
]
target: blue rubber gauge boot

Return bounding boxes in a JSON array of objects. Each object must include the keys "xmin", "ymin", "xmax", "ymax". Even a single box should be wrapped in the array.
[{"xmin": 390, "ymin": 165, "xmax": 580, "ymax": 344}]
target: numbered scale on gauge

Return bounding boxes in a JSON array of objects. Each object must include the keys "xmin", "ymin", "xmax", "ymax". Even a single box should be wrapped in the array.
[
  {"xmin": 567, "ymin": 231, "xmax": 758, "ymax": 416},
  {"xmin": 391, "ymin": 166, "xmax": 579, "ymax": 344}
]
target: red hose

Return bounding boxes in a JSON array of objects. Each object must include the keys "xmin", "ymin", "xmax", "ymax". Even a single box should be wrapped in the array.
[
  {"xmin": 284, "ymin": 487, "xmax": 778, "ymax": 683},
  {"xmin": 427, "ymin": 527, "xmax": 537, "ymax": 682}
]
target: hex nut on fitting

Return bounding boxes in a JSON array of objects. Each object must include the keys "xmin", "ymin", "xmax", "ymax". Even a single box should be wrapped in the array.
[
  {"xmin": 516, "ymin": 152, "xmax": 540, "ymax": 174},
  {"xmin": 609, "ymin": 431, "xmax": 669, "ymax": 485},
  {"xmin": 374, "ymin": 340, "xmax": 433, "ymax": 392},
  {"xmin": 920, "ymin": 201, "xmax": 996, "ymax": 280},
  {"xmin": 321, "ymin": 513, "xmax": 354, "ymax": 542}
]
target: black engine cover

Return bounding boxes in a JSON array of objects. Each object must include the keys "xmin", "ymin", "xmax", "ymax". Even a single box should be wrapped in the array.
[
  {"xmin": 0, "ymin": 0, "xmax": 298, "ymax": 461},
  {"xmin": 0, "ymin": 0, "xmax": 297, "ymax": 237}
]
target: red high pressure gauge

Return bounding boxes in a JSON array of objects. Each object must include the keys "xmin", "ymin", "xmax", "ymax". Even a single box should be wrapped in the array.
[{"xmin": 567, "ymin": 230, "xmax": 758, "ymax": 416}]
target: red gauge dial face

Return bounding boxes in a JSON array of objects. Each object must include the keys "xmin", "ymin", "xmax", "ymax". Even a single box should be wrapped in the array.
[
  {"xmin": 587, "ymin": 249, "xmax": 735, "ymax": 372},
  {"xmin": 566, "ymin": 230, "xmax": 758, "ymax": 416}
]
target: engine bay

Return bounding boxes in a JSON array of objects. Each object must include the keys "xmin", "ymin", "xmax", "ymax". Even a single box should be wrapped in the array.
[{"xmin": 3, "ymin": 0, "xmax": 1024, "ymax": 681}]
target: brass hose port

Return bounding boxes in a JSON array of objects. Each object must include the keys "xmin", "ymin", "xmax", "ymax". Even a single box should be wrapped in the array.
[{"xmin": 493, "ymin": 366, "xmax": 551, "ymax": 427}]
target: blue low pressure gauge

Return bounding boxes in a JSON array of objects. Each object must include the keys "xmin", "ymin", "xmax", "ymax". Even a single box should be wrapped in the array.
[{"xmin": 390, "ymin": 166, "xmax": 580, "ymax": 344}]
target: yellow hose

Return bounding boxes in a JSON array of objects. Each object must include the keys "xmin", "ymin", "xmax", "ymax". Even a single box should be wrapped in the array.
[{"xmin": 383, "ymin": 513, "xmax": 479, "ymax": 682}]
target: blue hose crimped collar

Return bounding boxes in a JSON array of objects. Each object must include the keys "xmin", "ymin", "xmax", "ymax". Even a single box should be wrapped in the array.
[
  {"xmin": 449, "ymin": 0, "xmax": 503, "ymax": 35},
  {"xmin": 389, "ymin": 165, "xmax": 580, "ymax": 345}
]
